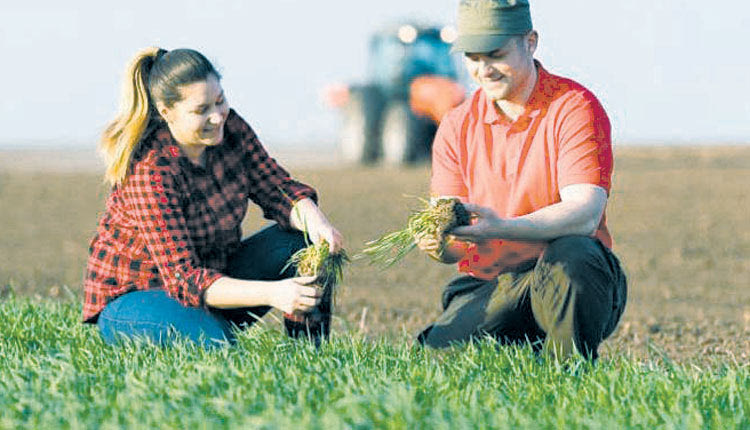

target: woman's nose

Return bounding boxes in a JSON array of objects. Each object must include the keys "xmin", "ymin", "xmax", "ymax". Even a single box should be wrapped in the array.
[{"xmin": 208, "ymin": 110, "xmax": 224, "ymax": 125}]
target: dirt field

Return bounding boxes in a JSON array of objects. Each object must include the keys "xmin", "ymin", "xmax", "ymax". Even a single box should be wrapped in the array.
[{"xmin": 1, "ymin": 145, "xmax": 748, "ymax": 364}]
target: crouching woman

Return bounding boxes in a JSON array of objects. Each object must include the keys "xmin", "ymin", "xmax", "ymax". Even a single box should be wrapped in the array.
[{"xmin": 83, "ymin": 47, "xmax": 343, "ymax": 347}]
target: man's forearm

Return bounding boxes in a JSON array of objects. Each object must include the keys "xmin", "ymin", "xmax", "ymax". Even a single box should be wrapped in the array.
[{"xmin": 494, "ymin": 200, "xmax": 602, "ymax": 241}]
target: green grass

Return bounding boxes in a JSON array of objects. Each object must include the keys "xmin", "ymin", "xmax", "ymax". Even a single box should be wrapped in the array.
[{"xmin": 2, "ymin": 296, "xmax": 748, "ymax": 429}]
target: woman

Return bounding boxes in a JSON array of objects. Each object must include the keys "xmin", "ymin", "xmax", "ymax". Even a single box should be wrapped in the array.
[{"xmin": 83, "ymin": 47, "xmax": 343, "ymax": 347}]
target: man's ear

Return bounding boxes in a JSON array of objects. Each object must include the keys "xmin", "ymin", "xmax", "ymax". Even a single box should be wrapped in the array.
[{"xmin": 525, "ymin": 30, "xmax": 539, "ymax": 56}]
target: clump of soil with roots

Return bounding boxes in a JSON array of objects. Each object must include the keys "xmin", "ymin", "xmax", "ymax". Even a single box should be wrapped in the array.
[{"xmin": 283, "ymin": 240, "xmax": 349, "ymax": 341}]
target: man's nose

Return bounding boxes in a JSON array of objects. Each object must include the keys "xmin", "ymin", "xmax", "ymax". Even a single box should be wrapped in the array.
[{"xmin": 478, "ymin": 59, "xmax": 494, "ymax": 76}]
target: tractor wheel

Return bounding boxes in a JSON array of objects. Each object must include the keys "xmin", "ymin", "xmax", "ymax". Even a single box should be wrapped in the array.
[
  {"xmin": 380, "ymin": 101, "xmax": 432, "ymax": 166},
  {"xmin": 339, "ymin": 87, "xmax": 383, "ymax": 164}
]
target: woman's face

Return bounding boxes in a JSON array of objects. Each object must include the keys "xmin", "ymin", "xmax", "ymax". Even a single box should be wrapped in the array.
[{"xmin": 158, "ymin": 74, "xmax": 229, "ymax": 149}]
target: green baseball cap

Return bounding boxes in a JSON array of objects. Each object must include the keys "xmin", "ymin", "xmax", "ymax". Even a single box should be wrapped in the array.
[{"xmin": 452, "ymin": 0, "xmax": 533, "ymax": 53}]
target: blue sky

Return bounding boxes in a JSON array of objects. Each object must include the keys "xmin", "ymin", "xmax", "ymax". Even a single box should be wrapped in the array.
[{"xmin": 1, "ymin": 0, "xmax": 748, "ymax": 148}]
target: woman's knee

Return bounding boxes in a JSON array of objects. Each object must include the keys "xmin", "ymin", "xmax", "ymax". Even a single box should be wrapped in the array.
[
  {"xmin": 227, "ymin": 224, "xmax": 306, "ymax": 280},
  {"xmin": 97, "ymin": 290, "xmax": 233, "ymax": 348}
]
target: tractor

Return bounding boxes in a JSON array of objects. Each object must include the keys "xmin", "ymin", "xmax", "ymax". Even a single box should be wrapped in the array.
[{"xmin": 324, "ymin": 23, "xmax": 466, "ymax": 165}]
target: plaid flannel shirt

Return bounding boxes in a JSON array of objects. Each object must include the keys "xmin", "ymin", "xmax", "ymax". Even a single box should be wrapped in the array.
[{"xmin": 82, "ymin": 109, "xmax": 317, "ymax": 322}]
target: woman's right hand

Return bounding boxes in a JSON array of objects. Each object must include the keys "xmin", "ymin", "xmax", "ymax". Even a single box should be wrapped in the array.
[{"xmin": 269, "ymin": 276, "xmax": 322, "ymax": 316}]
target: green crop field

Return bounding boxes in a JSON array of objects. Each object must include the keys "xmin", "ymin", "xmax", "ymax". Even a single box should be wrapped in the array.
[{"xmin": 1, "ymin": 145, "xmax": 749, "ymax": 428}]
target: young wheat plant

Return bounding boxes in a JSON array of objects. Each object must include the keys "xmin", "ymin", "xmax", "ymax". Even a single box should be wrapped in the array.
[
  {"xmin": 283, "ymin": 240, "xmax": 349, "ymax": 326},
  {"xmin": 360, "ymin": 197, "xmax": 470, "ymax": 267}
]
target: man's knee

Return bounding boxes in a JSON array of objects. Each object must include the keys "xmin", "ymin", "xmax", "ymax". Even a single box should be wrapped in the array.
[
  {"xmin": 534, "ymin": 236, "xmax": 625, "ymax": 359},
  {"xmin": 538, "ymin": 236, "xmax": 614, "ymax": 285},
  {"xmin": 542, "ymin": 235, "xmax": 601, "ymax": 265}
]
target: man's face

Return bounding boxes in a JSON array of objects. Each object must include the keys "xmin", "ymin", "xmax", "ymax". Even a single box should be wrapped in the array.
[{"xmin": 463, "ymin": 32, "xmax": 537, "ymax": 104}]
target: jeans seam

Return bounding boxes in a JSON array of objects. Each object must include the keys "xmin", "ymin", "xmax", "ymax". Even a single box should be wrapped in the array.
[{"xmin": 99, "ymin": 316, "xmax": 173, "ymax": 330}]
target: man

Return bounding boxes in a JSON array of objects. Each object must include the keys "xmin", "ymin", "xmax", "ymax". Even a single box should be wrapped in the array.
[{"xmin": 416, "ymin": 0, "xmax": 627, "ymax": 360}]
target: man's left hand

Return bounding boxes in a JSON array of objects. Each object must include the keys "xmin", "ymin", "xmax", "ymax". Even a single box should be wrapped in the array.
[{"xmin": 449, "ymin": 203, "xmax": 507, "ymax": 243}]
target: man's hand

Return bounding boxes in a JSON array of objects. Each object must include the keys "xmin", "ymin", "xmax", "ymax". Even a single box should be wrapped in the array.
[
  {"xmin": 414, "ymin": 231, "xmax": 466, "ymax": 264},
  {"xmin": 450, "ymin": 185, "xmax": 608, "ymax": 242},
  {"xmin": 449, "ymin": 203, "xmax": 506, "ymax": 243},
  {"xmin": 414, "ymin": 230, "xmax": 446, "ymax": 261}
]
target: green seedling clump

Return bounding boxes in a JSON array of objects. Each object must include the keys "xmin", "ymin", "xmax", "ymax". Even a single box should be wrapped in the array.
[
  {"xmin": 360, "ymin": 197, "xmax": 470, "ymax": 267},
  {"xmin": 284, "ymin": 240, "xmax": 349, "ymax": 324}
]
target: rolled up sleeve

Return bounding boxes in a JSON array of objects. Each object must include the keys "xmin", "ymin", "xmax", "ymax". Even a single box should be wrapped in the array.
[{"xmin": 227, "ymin": 110, "xmax": 318, "ymax": 229}]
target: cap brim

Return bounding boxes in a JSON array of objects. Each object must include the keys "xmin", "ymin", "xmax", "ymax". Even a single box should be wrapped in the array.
[{"xmin": 450, "ymin": 34, "xmax": 515, "ymax": 53}]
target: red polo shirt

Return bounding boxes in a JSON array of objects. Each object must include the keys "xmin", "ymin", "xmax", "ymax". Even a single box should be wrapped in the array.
[{"xmin": 431, "ymin": 61, "xmax": 613, "ymax": 279}]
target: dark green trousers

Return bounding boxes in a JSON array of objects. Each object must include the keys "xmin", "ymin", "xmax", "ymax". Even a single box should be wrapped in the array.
[{"xmin": 417, "ymin": 236, "xmax": 627, "ymax": 359}]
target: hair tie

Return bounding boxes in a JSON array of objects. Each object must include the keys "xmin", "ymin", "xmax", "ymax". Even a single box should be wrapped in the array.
[{"xmin": 155, "ymin": 48, "xmax": 168, "ymax": 62}]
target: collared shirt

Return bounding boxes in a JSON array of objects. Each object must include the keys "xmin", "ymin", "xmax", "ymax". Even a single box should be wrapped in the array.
[
  {"xmin": 431, "ymin": 61, "xmax": 613, "ymax": 280},
  {"xmin": 82, "ymin": 109, "xmax": 317, "ymax": 322}
]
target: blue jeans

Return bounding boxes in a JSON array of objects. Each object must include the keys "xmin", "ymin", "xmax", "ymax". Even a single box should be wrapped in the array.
[{"xmin": 97, "ymin": 224, "xmax": 325, "ymax": 348}]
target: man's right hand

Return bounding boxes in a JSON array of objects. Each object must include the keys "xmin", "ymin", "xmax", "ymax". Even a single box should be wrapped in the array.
[
  {"xmin": 415, "ymin": 231, "xmax": 445, "ymax": 260},
  {"xmin": 270, "ymin": 276, "xmax": 322, "ymax": 317},
  {"xmin": 415, "ymin": 231, "xmax": 465, "ymax": 264}
]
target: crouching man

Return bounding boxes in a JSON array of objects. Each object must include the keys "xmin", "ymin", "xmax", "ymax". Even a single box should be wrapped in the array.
[{"xmin": 416, "ymin": 0, "xmax": 627, "ymax": 360}]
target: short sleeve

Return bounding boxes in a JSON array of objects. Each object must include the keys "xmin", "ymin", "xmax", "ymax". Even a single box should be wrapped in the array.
[
  {"xmin": 556, "ymin": 92, "xmax": 613, "ymax": 193},
  {"xmin": 430, "ymin": 115, "xmax": 468, "ymax": 198}
]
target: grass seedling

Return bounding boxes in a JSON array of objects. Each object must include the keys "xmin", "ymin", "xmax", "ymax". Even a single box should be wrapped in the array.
[
  {"xmin": 286, "ymin": 240, "xmax": 349, "ymax": 292},
  {"xmin": 283, "ymin": 239, "xmax": 349, "ymax": 327},
  {"xmin": 359, "ymin": 197, "xmax": 470, "ymax": 267}
]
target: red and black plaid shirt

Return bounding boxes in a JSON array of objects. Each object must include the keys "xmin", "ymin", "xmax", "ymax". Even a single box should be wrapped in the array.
[{"xmin": 82, "ymin": 109, "xmax": 317, "ymax": 322}]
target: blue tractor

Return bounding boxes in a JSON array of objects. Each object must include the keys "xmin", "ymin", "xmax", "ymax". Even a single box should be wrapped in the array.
[{"xmin": 325, "ymin": 23, "xmax": 466, "ymax": 165}]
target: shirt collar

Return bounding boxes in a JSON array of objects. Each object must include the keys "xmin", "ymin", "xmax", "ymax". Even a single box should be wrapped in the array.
[
  {"xmin": 151, "ymin": 122, "xmax": 213, "ymax": 173},
  {"xmin": 483, "ymin": 59, "xmax": 549, "ymax": 126}
]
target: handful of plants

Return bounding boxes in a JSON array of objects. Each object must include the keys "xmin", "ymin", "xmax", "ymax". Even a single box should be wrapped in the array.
[
  {"xmin": 360, "ymin": 197, "xmax": 471, "ymax": 267},
  {"xmin": 283, "ymin": 240, "xmax": 349, "ymax": 329}
]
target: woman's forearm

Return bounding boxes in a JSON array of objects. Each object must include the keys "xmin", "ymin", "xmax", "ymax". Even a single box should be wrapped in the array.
[
  {"xmin": 289, "ymin": 197, "xmax": 344, "ymax": 253},
  {"xmin": 204, "ymin": 276, "xmax": 272, "ymax": 309},
  {"xmin": 289, "ymin": 197, "xmax": 327, "ymax": 233}
]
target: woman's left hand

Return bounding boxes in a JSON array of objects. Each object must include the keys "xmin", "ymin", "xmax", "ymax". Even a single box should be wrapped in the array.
[
  {"xmin": 307, "ymin": 220, "xmax": 344, "ymax": 254},
  {"xmin": 290, "ymin": 198, "xmax": 345, "ymax": 253}
]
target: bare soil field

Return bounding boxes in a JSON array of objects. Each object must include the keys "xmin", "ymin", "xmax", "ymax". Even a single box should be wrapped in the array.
[{"xmin": 1, "ymin": 145, "xmax": 748, "ymax": 365}]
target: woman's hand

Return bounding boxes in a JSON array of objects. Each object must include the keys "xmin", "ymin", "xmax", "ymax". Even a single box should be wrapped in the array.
[
  {"xmin": 269, "ymin": 276, "xmax": 322, "ymax": 317},
  {"xmin": 307, "ymin": 219, "xmax": 344, "ymax": 254},
  {"xmin": 290, "ymin": 198, "xmax": 344, "ymax": 253}
]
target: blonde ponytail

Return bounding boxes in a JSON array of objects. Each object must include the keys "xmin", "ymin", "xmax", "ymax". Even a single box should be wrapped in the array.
[{"xmin": 100, "ymin": 47, "xmax": 162, "ymax": 186}]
